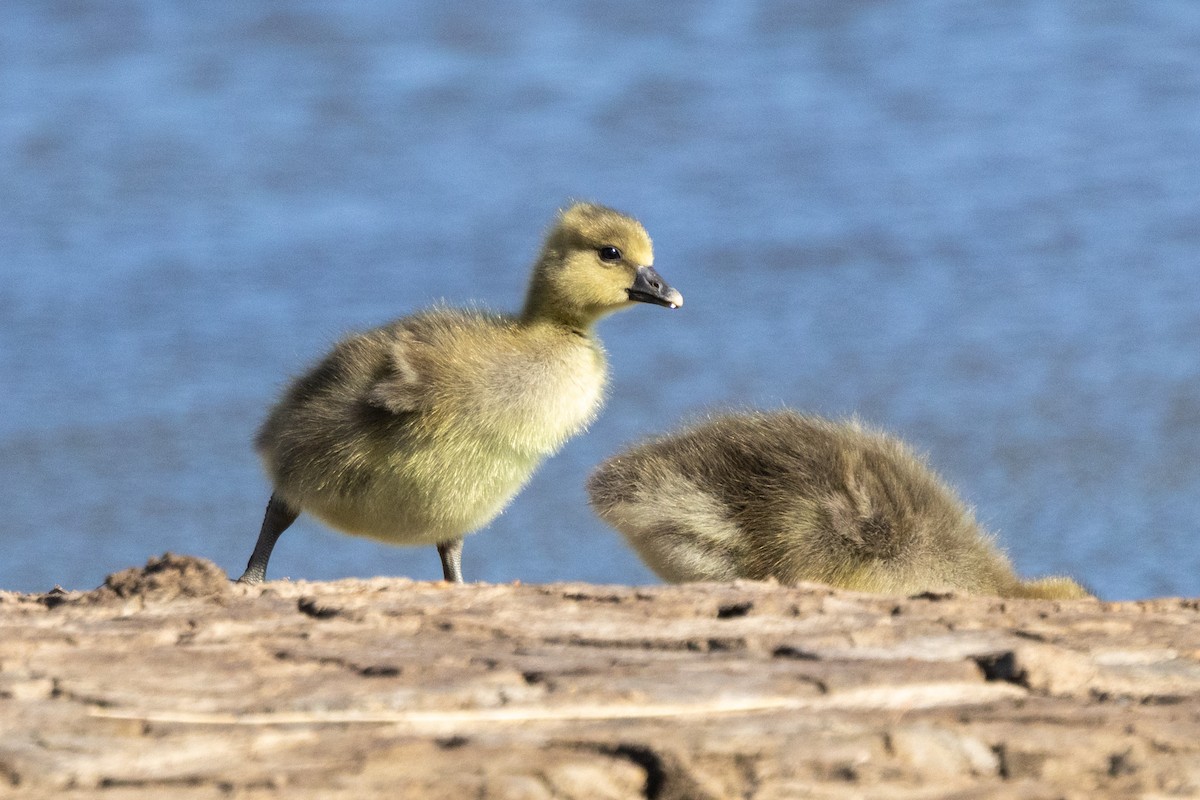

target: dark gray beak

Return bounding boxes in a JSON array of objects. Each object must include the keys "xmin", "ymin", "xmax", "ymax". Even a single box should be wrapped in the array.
[{"xmin": 627, "ymin": 266, "xmax": 683, "ymax": 309}]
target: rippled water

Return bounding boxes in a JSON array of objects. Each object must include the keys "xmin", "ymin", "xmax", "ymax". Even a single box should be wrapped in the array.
[{"xmin": 3, "ymin": 2, "xmax": 1198, "ymax": 599}]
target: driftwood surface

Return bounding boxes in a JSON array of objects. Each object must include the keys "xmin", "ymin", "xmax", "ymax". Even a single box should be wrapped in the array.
[{"xmin": 1, "ymin": 554, "xmax": 1198, "ymax": 799}]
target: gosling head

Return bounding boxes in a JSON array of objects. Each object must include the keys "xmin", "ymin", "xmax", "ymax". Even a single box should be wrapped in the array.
[{"xmin": 523, "ymin": 202, "xmax": 683, "ymax": 328}]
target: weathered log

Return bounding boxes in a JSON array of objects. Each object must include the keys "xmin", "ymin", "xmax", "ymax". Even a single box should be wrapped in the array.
[{"xmin": 1, "ymin": 554, "xmax": 1197, "ymax": 798}]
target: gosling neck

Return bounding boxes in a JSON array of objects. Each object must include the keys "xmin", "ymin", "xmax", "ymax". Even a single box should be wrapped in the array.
[
  {"xmin": 519, "ymin": 259, "xmax": 603, "ymax": 334},
  {"xmin": 519, "ymin": 288, "xmax": 600, "ymax": 335}
]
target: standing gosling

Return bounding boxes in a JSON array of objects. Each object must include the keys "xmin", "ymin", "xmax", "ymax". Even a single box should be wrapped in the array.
[
  {"xmin": 238, "ymin": 203, "xmax": 682, "ymax": 585},
  {"xmin": 587, "ymin": 411, "xmax": 1090, "ymax": 599}
]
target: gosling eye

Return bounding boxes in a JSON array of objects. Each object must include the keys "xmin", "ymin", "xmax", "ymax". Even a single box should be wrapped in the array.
[{"xmin": 597, "ymin": 245, "xmax": 622, "ymax": 262}]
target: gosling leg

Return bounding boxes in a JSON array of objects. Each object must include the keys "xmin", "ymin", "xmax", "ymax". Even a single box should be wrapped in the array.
[
  {"xmin": 437, "ymin": 538, "xmax": 465, "ymax": 583},
  {"xmin": 237, "ymin": 493, "xmax": 299, "ymax": 585}
]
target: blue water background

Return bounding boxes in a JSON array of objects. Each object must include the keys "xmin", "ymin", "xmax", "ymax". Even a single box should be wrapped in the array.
[{"xmin": 2, "ymin": 2, "xmax": 1198, "ymax": 599}]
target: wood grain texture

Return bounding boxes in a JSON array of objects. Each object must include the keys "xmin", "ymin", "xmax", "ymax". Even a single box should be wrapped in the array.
[{"xmin": 1, "ymin": 554, "xmax": 1197, "ymax": 798}]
